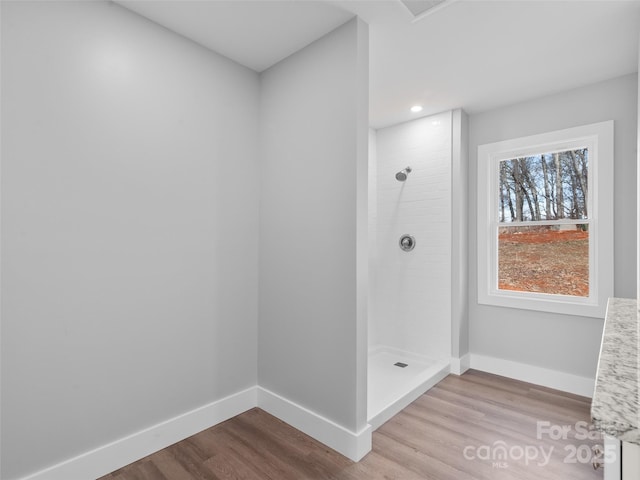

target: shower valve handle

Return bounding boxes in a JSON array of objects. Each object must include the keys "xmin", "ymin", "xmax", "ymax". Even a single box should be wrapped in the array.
[{"xmin": 399, "ymin": 234, "xmax": 416, "ymax": 252}]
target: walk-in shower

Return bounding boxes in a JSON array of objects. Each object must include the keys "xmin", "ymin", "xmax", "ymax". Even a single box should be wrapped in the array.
[{"xmin": 368, "ymin": 111, "xmax": 454, "ymax": 430}]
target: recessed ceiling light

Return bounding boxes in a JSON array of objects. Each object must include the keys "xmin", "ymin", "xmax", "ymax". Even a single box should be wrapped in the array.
[{"xmin": 410, "ymin": 105, "xmax": 423, "ymax": 113}]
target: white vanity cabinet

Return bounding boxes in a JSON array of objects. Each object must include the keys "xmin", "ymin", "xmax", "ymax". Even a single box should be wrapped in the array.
[
  {"xmin": 603, "ymin": 435, "xmax": 621, "ymax": 480},
  {"xmin": 622, "ymin": 441, "xmax": 640, "ymax": 479},
  {"xmin": 606, "ymin": 437, "xmax": 640, "ymax": 480}
]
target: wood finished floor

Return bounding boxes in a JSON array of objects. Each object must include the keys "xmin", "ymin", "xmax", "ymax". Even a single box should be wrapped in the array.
[{"xmin": 100, "ymin": 370, "xmax": 603, "ymax": 480}]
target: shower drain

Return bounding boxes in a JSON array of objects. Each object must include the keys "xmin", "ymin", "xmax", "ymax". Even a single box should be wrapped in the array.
[{"xmin": 394, "ymin": 362, "xmax": 408, "ymax": 368}]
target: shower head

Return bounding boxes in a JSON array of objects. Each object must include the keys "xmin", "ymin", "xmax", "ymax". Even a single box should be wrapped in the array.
[{"xmin": 395, "ymin": 166, "xmax": 412, "ymax": 182}]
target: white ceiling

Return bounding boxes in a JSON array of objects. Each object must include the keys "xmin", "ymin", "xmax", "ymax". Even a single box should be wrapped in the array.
[
  {"xmin": 115, "ymin": 0, "xmax": 640, "ymax": 129},
  {"xmin": 115, "ymin": 0, "xmax": 354, "ymax": 72}
]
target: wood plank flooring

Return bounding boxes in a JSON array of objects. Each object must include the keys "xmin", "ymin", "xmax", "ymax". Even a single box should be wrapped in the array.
[{"xmin": 99, "ymin": 370, "xmax": 603, "ymax": 480}]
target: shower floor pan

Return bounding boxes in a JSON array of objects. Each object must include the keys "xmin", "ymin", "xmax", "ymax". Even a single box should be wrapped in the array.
[{"xmin": 368, "ymin": 346, "xmax": 450, "ymax": 430}]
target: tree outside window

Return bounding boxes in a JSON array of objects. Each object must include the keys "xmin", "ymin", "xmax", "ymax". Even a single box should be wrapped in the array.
[
  {"xmin": 477, "ymin": 121, "xmax": 613, "ymax": 318},
  {"xmin": 498, "ymin": 149, "xmax": 589, "ymax": 297}
]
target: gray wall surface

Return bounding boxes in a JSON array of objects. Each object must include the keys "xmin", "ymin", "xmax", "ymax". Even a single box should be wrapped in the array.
[
  {"xmin": 1, "ymin": 2, "xmax": 260, "ymax": 478},
  {"xmin": 452, "ymin": 109, "xmax": 469, "ymax": 359},
  {"xmin": 258, "ymin": 18, "xmax": 369, "ymax": 433},
  {"xmin": 468, "ymin": 73, "xmax": 638, "ymax": 378}
]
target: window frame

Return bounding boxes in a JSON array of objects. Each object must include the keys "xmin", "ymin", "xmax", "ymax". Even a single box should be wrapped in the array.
[{"xmin": 477, "ymin": 121, "xmax": 614, "ymax": 318}]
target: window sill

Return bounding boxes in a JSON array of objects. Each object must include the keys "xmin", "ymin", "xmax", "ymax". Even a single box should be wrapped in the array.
[{"xmin": 479, "ymin": 290, "xmax": 607, "ymax": 318}]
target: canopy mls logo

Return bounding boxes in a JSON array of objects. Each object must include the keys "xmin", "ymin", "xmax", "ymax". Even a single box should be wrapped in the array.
[
  {"xmin": 463, "ymin": 441, "xmax": 553, "ymax": 468},
  {"xmin": 463, "ymin": 420, "xmax": 614, "ymax": 469},
  {"xmin": 536, "ymin": 420, "xmax": 601, "ymax": 441}
]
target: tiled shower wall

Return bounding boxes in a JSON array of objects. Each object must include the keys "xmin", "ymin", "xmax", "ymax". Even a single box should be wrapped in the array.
[{"xmin": 370, "ymin": 111, "xmax": 452, "ymax": 361}]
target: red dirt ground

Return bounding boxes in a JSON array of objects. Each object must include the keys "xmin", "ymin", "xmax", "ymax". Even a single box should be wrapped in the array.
[{"xmin": 498, "ymin": 229, "xmax": 589, "ymax": 297}]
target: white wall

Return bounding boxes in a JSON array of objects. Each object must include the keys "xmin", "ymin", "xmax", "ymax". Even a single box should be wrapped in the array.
[
  {"xmin": 468, "ymin": 73, "xmax": 637, "ymax": 380},
  {"xmin": 372, "ymin": 111, "xmax": 453, "ymax": 361},
  {"xmin": 258, "ymin": 18, "xmax": 369, "ymax": 434},
  {"xmin": 451, "ymin": 110, "xmax": 469, "ymax": 360},
  {"xmin": 1, "ymin": 2, "xmax": 260, "ymax": 479},
  {"xmin": 368, "ymin": 129, "xmax": 378, "ymax": 347}
]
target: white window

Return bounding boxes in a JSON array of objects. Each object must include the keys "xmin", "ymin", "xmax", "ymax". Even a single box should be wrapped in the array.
[{"xmin": 477, "ymin": 121, "xmax": 613, "ymax": 318}]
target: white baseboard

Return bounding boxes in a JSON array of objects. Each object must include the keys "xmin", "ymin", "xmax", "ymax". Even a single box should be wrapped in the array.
[
  {"xmin": 470, "ymin": 354, "xmax": 595, "ymax": 398},
  {"xmin": 17, "ymin": 385, "xmax": 374, "ymax": 480},
  {"xmin": 450, "ymin": 353, "xmax": 471, "ymax": 375},
  {"xmin": 257, "ymin": 387, "xmax": 372, "ymax": 462},
  {"xmin": 12, "ymin": 353, "xmax": 594, "ymax": 480},
  {"xmin": 19, "ymin": 387, "xmax": 258, "ymax": 480}
]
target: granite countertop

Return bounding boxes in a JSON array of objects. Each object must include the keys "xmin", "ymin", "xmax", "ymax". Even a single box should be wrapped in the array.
[{"xmin": 591, "ymin": 297, "xmax": 639, "ymax": 444}]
